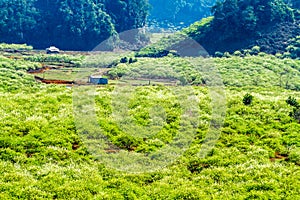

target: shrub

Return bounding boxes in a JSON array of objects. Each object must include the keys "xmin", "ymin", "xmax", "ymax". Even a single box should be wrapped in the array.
[
  {"xmin": 243, "ymin": 49, "xmax": 252, "ymax": 56},
  {"xmin": 0, "ymin": 43, "xmax": 33, "ymax": 51},
  {"xmin": 120, "ymin": 57, "xmax": 128, "ymax": 63},
  {"xmin": 214, "ymin": 51, "xmax": 223, "ymax": 58},
  {"xmin": 286, "ymin": 96, "xmax": 299, "ymax": 108},
  {"xmin": 233, "ymin": 51, "xmax": 242, "ymax": 56},
  {"xmin": 243, "ymin": 93, "xmax": 254, "ymax": 105},
  {"xmin": 275, "ymin": 53, "xmax": 283, "ymax": 58},
  {"xmin": 292, "ymin": 108, "xmax": 300, "ymax": 122},
  {"xmin": 282, "ymin": 52, "xmax": 292, "ymax": 58},
  {"xmin": 129, "ymin": 57, "xmax": 137, "ymax": 64},
  {"xmin": 223, "ymin": 52, "xmax": 231, "ymax": 58},
  {"xmin": 289, "ymin": 147, "xmax": 300, "ymax": 165},
  {"xmin": 114, "ymin": 134, "xmax": 140, "ymax": 151},
  {"xmin": 251, "ymin": 46, "xmax": 261, "ymax": 55},
  {"xmin": 286, "ymin": 36, "xmax": 300, "ymax": 59},
  {"xmin": 286, "ymin": 96, "xmax": 300, "ymax": 122},
  {"xmin": 128, "ymin": 58, "xmax": 133, "ymax": 64},
  {"xmin": 135, "ymin": 47, "xmax": 169, "ymax": 58},
  {"xmin": 258, "ymin": 52, "xmax": 267, "ymax": 57}
]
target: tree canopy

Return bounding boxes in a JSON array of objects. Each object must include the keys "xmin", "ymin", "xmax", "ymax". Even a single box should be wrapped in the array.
[
  {"xmin": 211, "ymin": 0, "xmax": 295, "ymax": 38},
  {"xmin": 183, "ymin": 0, "xmax": 298, "ymax": 54},
  {"xmin": 103, "ymin": 0, "xmax": 149, "ymax": 32},
  {"xmin": 285, "ymin": 0, "xmax": 300, "ymax": 9},
  {"xmin": 148, "ymin": 0, "xmax": 217, "ymax": 28},
  {"xmin": 0, "ymin": 0, "xmax": 149, "ymax": 50}
]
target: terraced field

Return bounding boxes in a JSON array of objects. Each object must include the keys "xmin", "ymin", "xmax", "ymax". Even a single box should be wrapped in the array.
[{"xmin": 0, "ymin": 44, "xmax": 299, "ymax": 199}]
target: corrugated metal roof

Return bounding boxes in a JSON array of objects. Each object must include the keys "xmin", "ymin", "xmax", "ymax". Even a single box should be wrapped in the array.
[
  {"xmin": 47, "ymin": 46, "xmax": 59, "ymax": 51},
  {"xmin": 90, "ymin": 75, "xmax": 103, "ymax": 79}
]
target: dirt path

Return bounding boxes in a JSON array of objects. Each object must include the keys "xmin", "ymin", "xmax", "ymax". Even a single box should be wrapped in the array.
[{"xmin": 34, "ymin": 76, "xmax": 75, "ymax": 85}]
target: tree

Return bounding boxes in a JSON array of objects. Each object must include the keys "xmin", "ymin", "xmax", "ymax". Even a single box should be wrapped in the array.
[
  {"xmin": 243, "ymin": 93, "xmax": 254, "ymax": 105},
  {"xmin": 211, "ymin": 0, "xmax": 294, "ymax": 37},
  {"xmin": 148, "ymin": 0, "xmax": 216, "ymax": 26},
  {"xmin": 53, "ymin": 0, "xmax": 116, "ymax": 50},
  {"xmin": 0, "ymin": 0, "xmax": 149, "ymax": 50},
  {"xmin": 286, "ymin": 96, "xmax": 299, "ymax": 108},
  {"xmin": 0, "ymin": 0, "xmax": 37, "ymax": 43},
  {"xmin": 286, "ymin": 96, "xmax": 300, "ymax": 123},
  {"xmin": 103, "ymin": 0, "xmax": 149, "ymax": 32},
  {"xmin": 285, "ymin": 0, "xmax": 300, "ymax": 9}
]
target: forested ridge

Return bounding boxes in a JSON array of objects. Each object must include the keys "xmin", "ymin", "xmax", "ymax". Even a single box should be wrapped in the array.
[
  {"xmin": 138, "ymin": 0, "xmax": 300, "ymax": 58},
  {"xmin": 148, "ymin": 0, "xmax": 216, "ymax": 29},
  {"xmin": 185, "ymin": 0, "xmax": 300, "ymax": 55},
  {"xmin": 0, "ymin": 0, "xmax": 217, "ymax": 49},
  {"xmin": 0, "ymin": 0, "xmax": 149, "ymax": 50},
  {"xmin": 2, "ymin": 0, "xmax": 299, "ymax": 52}
]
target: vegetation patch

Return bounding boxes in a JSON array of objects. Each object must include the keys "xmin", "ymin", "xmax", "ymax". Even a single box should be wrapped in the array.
[{"xmin": 0, "ymin": 45, "xmax": 299, "ymax": 198}]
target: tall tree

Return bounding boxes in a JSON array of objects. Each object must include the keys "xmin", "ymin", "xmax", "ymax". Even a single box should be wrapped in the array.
[
  {"xmin": 148, "ymin": 0, "xmax": 216, "ymax": 26},
  {"xmin": 103, "ymin": 0, "xmax": 149, "ymax": 32},
  {"xmin": 0, "ymin": 0, "xmax": 37, "ymax": 43},
  {"xmin": 53, "ymin": 0, "xmax": 116, "ymax": 50},
  {"xmin": 0, "ymin": 0, "xmax": 151, "ymax": 50},
  {"xmin": 211, "ymin": 0, "xmax": 294, "ymax": 37},
  {"xmin": 285, "ymin": 0, "xmax": 300, "ymax": 9}
]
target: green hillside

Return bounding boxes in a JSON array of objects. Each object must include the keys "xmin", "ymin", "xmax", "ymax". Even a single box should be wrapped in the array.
[
  {"xmin": 186, "ymin": 0, "xmax": 300, "ymax": 55},
  {"xmin": 1, "ymin": 0, "xmax": 300, "ymax": 199},
  {"xmin": 148, "ymin": 0, "xmax": 216, "ymax": 29},
  {"xmin": 0, "ymin": 0, "xmax": 148, "ymax": 50},
  {"xmin": 141, "ymin": 0, "xmax": 300, "ymax": 58},
  {"xmin": 0, "ymin": 44, "xmax": 299, "ymax": 198}
]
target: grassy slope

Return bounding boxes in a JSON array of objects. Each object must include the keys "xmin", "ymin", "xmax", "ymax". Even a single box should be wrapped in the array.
[
  {"xmin": 139, "ymin": 16, "xmax": 300, "ymax": 58},
  {"xmin": 109, "ymin": 54, "xmax": 300, "ymax": 89},
  {"xmin": 0, "ymin": 47, "xmax": 299, "ymax": 199},
  {"xmin": 1, "ymin": 86, "xmax": 299, "ymax": 199}
]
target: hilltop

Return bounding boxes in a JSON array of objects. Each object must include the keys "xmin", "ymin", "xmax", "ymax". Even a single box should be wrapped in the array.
[
  {"xmin": 0, "ymin": 0, "xmax": 149, "ymax": 50},
  {"xmin": 0, "ymin": 43, "xmax": 299, "ymax": 199},
  {"xmin": 139, "ymin": 0, "xmax": 300, "ymax": 58},
  {"xmin": 186, "ymin": 0, "xmax": 300, "ymax": 56}
]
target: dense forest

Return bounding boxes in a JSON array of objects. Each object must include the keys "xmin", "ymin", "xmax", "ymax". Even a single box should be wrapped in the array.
[
  {"xmin": 285, "ymin": 0, "xmax": 300, "ymax": 9},
  {"xmin": 186, "ymin": 0, "xmax": 300, "ymax": 54},
  {"xmin": 0, "ymin": 0, "xmax": 218, "ymax": 50},
  {"xmin": 138, "ymin": 0, "xmax": 300, "ymax": 58},
  {"xmin": 148, "ymin": 0, "xmax": 216, "ymax": 29},
  {"xmin": 148, "ymin": 0, "xmax": 300, "ymax": 30},
  {"xmin": 0, "ymin": 0, "xmax": 149, "ymax": 50},
  {"xmin": 2, "ymin": 0, "xmax": 298, "ymax": 52}
]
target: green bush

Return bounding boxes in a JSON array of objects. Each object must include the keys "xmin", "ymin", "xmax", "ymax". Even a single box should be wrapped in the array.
[
  {"xmin": 120, "ymin": 57, "xmax": 128, "ymax": 63},
  {"xmin": 251, "ymin": 46, "xmax": 261, "ymax": 55},
  {"xmin": 136, "ymin": 47, "xmax": 170, "ymax": 58},
  {"xmin": 285, "ymin": 36, "xmax": 300, "ymax": 59},
  {"xmin": 289, "ymin": 147, "xmax": 300, "ymax": 165},
  {"xmin": 0, "ymin": 43, "xmax": 33, "ymax": 51},
  {"xmin": 214, "ymin": 51, "xmax": 223, "ymax": 57},
  {"xmin": 25, "ymin": 54, "xmax": 83, "ymax": 66},
  {"xmin": 286, "ymin": 96, "xmax": 299, "ymax": 108},
  {"xmin": 128, "ymin": 57, "xmax": 137, "ymax": 64},
  {"xmin": 223, "ymin": 52, "xmax": 231, "ymax": 58},
  {"xmin": 1, "ymin": 49, "xmax": 300, "ymax": 199},
  {"xmin": 233, "ymin": 51, "xmax": 242, "ymax": 57},
  {"xmin": 243, "ymin": 93, "xmax": 254, "ymax": 105},
  {"xmin": 286, "ymin": 96, "xmax": 300, "ymax": 122}
]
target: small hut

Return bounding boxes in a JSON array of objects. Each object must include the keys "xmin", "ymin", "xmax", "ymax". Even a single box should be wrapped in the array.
[
  {"xmin": 88, "ymin": 75, "xmax": 108, "ymax": 85},
  {"xmin": 46, "ymin": 46, "xmax": 60, "ymax": 54}
]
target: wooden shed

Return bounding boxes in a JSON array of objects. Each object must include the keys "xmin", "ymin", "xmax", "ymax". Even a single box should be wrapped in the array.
[{"xmin": 88, "ymin": 75, "xmax": 108, "ymax": 85}]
